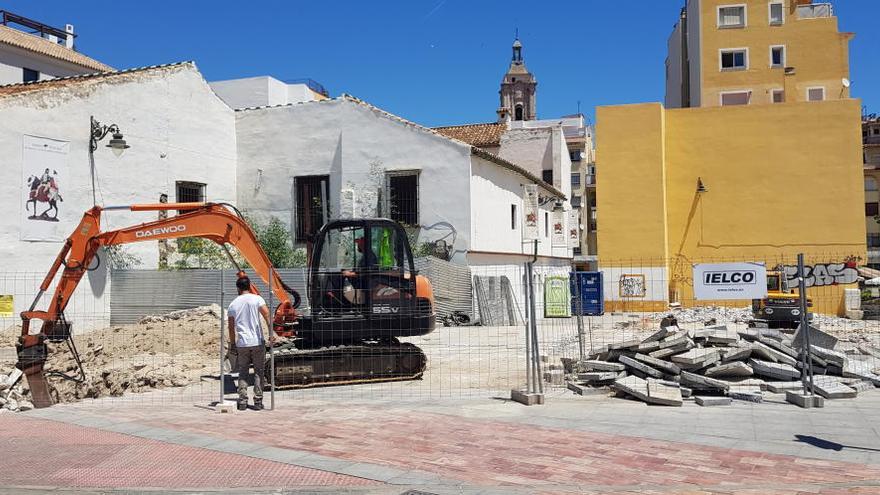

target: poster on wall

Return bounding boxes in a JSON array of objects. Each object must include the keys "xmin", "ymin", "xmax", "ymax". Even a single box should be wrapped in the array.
[
  {"xmin": 20, "ymin": 135, "xmax": 70, "ymax": 242},
  {"xmin": 567, "ymin": 209, "xmax": 580, "ymax": 249},
  {"xmin": 551, "ymin": 209, "xmax": 566, "ymax": 247},
  {"xmin": 693, "ymin": 262, "xmax": 768, "ymax": 300},
  {"xmin": 522, "ymin": 184, "xmax": 539, "ymax": 241}
]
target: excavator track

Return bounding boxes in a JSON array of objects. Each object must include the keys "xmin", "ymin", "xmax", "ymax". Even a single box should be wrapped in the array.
[{"xmin": 268, "ymin": 340, "xmax": 427, "ymax": 389}]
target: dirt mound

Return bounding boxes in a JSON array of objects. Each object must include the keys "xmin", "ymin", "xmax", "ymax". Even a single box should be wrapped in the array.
[{"xmin": 0, "ymin": 305, "xmax": 222, "ymax": 407}]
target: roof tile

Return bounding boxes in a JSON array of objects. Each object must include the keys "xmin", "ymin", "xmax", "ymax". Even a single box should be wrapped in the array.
[
  {"xmin": 0, "ymin": 25, "xmax": 113, "ymax": 72},
  {"xmin": 433, "ymin": 122, "xmax": 506, "ymax": 147}
]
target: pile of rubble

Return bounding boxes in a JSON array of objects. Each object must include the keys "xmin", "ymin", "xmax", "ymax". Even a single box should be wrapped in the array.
[
  {"xmin": 566, "ymin": 323, "xmax": 880, "ymax": 407},
  {"xmin": 0, "ymin": 369, "xmax": 33, "ymax": 413}
]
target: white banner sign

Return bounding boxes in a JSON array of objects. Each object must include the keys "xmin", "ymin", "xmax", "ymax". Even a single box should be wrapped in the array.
[
  {"xmin": 522, "ymin": 184, "xmax": 539, "ymax": 241},
  {"xmin": 551, "ymin": 209, "xmax": 566, "ymax": 247},
  {"xmin": 21, "ymin": 135, "xmax": 70, "ymax": 242},
  {"xmin": 567, "ymin": 209, "xmax": 580, "ymax": 249},
  {"xmin": 693, "ymin": 262, "xmax": 768, "ymax": 300}
]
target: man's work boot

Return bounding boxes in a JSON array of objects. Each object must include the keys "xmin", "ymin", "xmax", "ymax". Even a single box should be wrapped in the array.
[
  {"xmin": 253, "ymin": 397, "xmax": 264, "ymax": 411},
  {"xmin": 237, "ymin": 398, "xmax": 248, "ymax": 411}
]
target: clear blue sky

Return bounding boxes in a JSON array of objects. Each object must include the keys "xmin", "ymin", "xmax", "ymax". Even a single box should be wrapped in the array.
[{"xmin": 5, "ymin": 1, "xmax": 879, "ymax": 126}]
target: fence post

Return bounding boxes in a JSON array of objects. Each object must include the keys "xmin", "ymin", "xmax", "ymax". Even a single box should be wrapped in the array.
[
  {"xmin": 797, "ymin": 253, "xmax": 815, "ymax": 396},
  {"xmin": 573, "ymin": 271, "xmax": 586, "ymax": 361},
  {"xmin": 268, "ymin": 267, "xmax": 276, "ymax": 411},
  {"xmin": 219, "ymin": 268, "xmax": 226, "ymax": 406}
]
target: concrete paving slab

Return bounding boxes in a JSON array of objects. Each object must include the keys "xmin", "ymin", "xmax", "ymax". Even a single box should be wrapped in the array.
[
  {"xmin": 646, "ymin": 379, "xmax": 683, "ymax": 407},
  {"xmin": 671, "ymin": 348, "xmax": 720, "ymax": 366},
  {"xmin": 695, "ymin": 396, "xmax": 731, "ymax": 407},
  {"xmin": 619, "ymin": 355, "xmax": 664, "ymax": 379},
  {"xmin": 704, "ymin": 361, "xmax": 753, "ymax": 378},
  {"xmin": 793, "ymin": 324, "xmax": 839, "ymax": 351},
  {"xmin": 680, "ymin": 371, "xmax": 730, "ymax": 391},
  {"xmin": 811, "ymin": 345, "xmax": 848, "ymax": 368},
  {"xmin": 633, "ymin": 353, "xmax": 681, "ymax": 375},
  {"xmin": 752, "ymin": 341, "xmax": 797, "ymax": 366},
  {"xmin": 758, "ymin": 336, "xmax": 799, "ymax": 359},
  {"xmin": 765, "ymin": 381, "xmax": 804, "ymax": 393},
  {"xmin": 749, "ymin": 358, "xmax": 800, "ymax": 381},
  {"xmin": 579, "ymin": 360, "xmax": 625, "ymax": 372},
  {"xmin": 813, "ymin": 379, "xmax": 857, "ymax": 400}
]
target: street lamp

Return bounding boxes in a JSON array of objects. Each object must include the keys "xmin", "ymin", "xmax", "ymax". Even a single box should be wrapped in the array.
[{"xmin": 88, "ymin": 116, "xmax": 130, "ymax": 205}]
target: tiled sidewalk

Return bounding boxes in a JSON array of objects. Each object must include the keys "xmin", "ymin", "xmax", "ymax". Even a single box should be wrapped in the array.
[{"xmin": 8, "ymin": 398, "xmax": 880, "ymax": 494}]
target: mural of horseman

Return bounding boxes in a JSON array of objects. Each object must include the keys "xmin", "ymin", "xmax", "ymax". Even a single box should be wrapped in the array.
[{"xmin": 26, "ymin": 168, "xmax": 63, "ymax": 222}]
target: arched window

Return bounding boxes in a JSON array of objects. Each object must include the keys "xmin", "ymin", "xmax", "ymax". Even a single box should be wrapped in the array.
[
  {"xmin": 866, "ymin": 177, "xmax": 878, "ymax": 192},
  {"xmin": 515, "ymin": 105, "xmax": 524, "ymax": 121}
]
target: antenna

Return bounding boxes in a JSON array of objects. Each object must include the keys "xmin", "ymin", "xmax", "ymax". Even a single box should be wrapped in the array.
[
  {"xmin": 577, "ymin": 100, "xmax": 581, "ymax": 116},
  {"xmin": 515, "ymin": 27, "xmax": 519, "ymax": 39}
]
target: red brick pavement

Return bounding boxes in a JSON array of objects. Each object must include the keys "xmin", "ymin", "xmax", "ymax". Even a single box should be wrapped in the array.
[
  {"xmin": 0, "ymin": 414, "xmax": 378, "ymax": 490},
  {"xmin": 108, "ymin": 402, "xmax": 880, "ymax": 492}
]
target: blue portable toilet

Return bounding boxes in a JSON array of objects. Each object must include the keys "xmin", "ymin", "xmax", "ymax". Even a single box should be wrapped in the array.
[{"xmin": 570, "ymin": 271, "xmax": 604, "ymax": 316}]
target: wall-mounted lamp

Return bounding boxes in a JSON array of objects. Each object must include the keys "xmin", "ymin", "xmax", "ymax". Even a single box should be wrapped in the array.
[{"xmin": 697, "ymin": 177, "xmax": 708, "ymax": 194}]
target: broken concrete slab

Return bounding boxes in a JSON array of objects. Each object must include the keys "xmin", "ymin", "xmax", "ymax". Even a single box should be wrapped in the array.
[
  {"xmin": 812, "ymin": 379, "xmax": 857, "ymax": 400},
  {"xmin": 793, "ymin": 325, "xmax": 839, "ymax": 351},
  {"xmin": 858, "ymin": 344, "xmax": 880, "ymax": 359},
  {"xmin": 634, "ymin": 353, "xmax": 681, "ymax": 376},
  {"xmin": 721, "ymin": 345, "xmax": 752, "ymax": 363},
  {"xmin": 749, "ymin": 342, "xmax": 780, "ymax": 363},
  {"xmin": 765, "ymin": 381, "xmax": 805, "ymax": 393},
  {"xmin": 619, "ymin": 356, "xmax": 665, "ymax": 379},
  {"xmin": 680, "ymin": 386, "xmax": 693, "ymax": 398},
  {"xmin": 728, "ymin": 389, "xmax": 763, "ymax": 403},
  {"xmin": 695, "ymin": 396, "xmax": 731, "ymax": 407},
  {"xmin": 758, "ymin": 336, "xmax": 798, "ymax": 359},
  {"xmin": 646, "ymin": 379, "xmax": 684, "ymax": 407},
  {"xmin": 567, "ymin": 382, "xmax": 611, "ymax": 396},
  {"xmin": 578, "ymin": 371, "xmax": 620, "ymax": 382},
  {"xmin": 752, "ymin": 342, "xmax": 797, "ymax": 367},
  {"xmin": 649, "ymin": 346, "xmax": 684, "ymax": 360},
  {"xmin": 842, "ymin": 360, "xmax": 880, "ymax": 386},
  {"xmin": 850, "ymin": 381, "xmax": 875, "ymax": 394},
  {"xmin": 659, "ymin": 332, "xmax": 691, "ymax": 350},
  {"xmin": 580, "ymin": 360, "xmax": 626, "ymax": 372},
  {"xmin": 609, "ymin": 339, "xmax": 643, "ymax": 350},
  {"xmin": 749, "ymin": 359, "xmax": 800, "ymax": 381},
  {"xmin": 680, "ymin": 371, "xmax": 730, "ymax": 391},
  {"xmin": 706, "ymin": 332, "xmax": 741, "ymax": 345},
  {"xmin": 642, "ymin": 327, "xmax": 671, "ymax": 343},
  {"xmin": 635, "ymin": 340, "xmax": 662, "ymax": 352},
  {"xmin": 705, "ymin": 361, "xmax": 753, "ymax": 378},
  {"xmin": 811, "ymin": 345, "xmax": 848, "ymax": 368},
  {"xmin": 671, "ymin": 348, "xmax": 720, "ymax": 366}
]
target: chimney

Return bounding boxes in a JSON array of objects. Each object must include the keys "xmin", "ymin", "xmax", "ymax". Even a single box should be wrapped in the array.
[{"xmin": 65, "ymin": 24, "xmax": 74, "ymax": 49}]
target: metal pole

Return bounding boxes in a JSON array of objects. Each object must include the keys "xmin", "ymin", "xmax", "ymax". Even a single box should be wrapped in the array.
[
  {"xmin": 88, "ymin": 116, "xmax": 97, "ymax": 207},
  {"xmin": 573, "ymin": 272, "xmax": 586, "ymax": 361},
  {"xmin": 524, "ymin": 263, "xmax": 533, "ymax": 392},
  {"xmin": 797, "ymin": 254, "xmax": 814, "ymax": 396},
  {"xmin": 219, "ymin": 269, "xmax": 226, "ymax": 406},
  {"xmin": 268, "ymin": 267, "xmax": 276, "ymax": 411},
  {"xmin": 526, "ymin": 240, "xmax": 543, "ymax": 394}
]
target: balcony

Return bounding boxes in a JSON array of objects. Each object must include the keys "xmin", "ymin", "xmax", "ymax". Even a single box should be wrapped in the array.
[{"xmin": 797, "ymin": 3, "xmax": 833, "ymax": 19}]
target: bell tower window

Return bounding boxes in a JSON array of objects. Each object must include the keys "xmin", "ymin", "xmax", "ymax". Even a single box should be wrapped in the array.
[{"xmin": 515, "ymin": 105, "xmax": 524, "ymax": 121}]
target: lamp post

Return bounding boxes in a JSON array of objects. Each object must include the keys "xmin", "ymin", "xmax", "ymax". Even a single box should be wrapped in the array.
[{"xmin": 88, "ymin": 116, "xmax": 129, "ymax": 206}]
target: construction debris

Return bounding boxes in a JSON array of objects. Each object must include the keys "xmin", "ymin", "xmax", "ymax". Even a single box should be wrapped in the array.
[{"xmin": 568, "ymin": 321, "xmax": 879, "ymax": 407}]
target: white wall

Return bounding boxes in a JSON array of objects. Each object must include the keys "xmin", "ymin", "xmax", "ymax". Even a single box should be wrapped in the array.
[
  {"xmin": 666, "ymin": 21, "xmax": 684, "ymax": 108},
  {"xmin": 235, "ymin": 98, "xmax": 474, "ymax": 262},
  {"xmin": 0, "ymin": 43, "xmax": 97, "ymax": 85},
  {"xmin": 498, "ymin": 127, "xmax": 554, "ymax": 180},
  {"xmin": 210, "ymin": 76, "xmax": 322, "ymax": 110},
  {"xmin": 0, "ymin": 63, "xmax": 237, "ymax": 326}
]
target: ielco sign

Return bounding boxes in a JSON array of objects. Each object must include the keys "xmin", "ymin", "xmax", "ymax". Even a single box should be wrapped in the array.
[{"xmin": 692, "ymin": 262, "xmax": 768, "ymax": 301}]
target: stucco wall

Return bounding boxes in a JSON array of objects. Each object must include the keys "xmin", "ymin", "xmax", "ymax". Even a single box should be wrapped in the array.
[
  {"xmin": 0, "ymin": 63, "xmax": 237, "ymax": 325},
  {"xmin": 235, "ymin": 98, "xmax": 474, "ymax": 262},
  {"xmin": 210, "ymin": 76, "xmax": 322, "ymax": 110},
  {"xmin": 0, "ymin": 44, "xmax": 97, "ymax": 85}
]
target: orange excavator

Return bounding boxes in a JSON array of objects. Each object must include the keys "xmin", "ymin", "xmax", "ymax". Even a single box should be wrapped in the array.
[{"xmin": 17, "ymin": 202, "xmax": 435, "ymax": 408}]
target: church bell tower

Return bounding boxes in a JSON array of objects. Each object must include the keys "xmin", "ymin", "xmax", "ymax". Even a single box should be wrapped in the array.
[{"xmin": 498, "ymin": 37, "xmax": 537, "ymax": 122}]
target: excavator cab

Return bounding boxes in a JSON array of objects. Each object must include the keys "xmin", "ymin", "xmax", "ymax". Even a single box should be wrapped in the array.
[{"xmin": 305, "ymin": 219, "xmax": 435, "ymax": 344}]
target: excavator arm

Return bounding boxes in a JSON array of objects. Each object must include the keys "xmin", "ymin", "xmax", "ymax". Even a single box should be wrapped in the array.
[{"xmin": 17, "ymin": 202, "xmax": 301, "ymax": 408}]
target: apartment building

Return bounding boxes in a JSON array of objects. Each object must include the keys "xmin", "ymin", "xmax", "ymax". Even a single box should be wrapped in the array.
[
  {"xmin": 865, "ymin": 115, "xmax": 880, "ymax": 268},
  {"xmin": 666, "ymin": 0, "xmax": 852, "ymax": 108}
]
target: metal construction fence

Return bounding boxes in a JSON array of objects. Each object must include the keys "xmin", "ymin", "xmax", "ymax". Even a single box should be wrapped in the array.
[{"xmin": 2, "ymin": 251, "xmax": 879, "ymax": 410}]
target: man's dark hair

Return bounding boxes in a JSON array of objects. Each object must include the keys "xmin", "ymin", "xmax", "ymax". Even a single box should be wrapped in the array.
[{"xmin": 236, "ymin": 276, "xmax": 252, "ymax": 293}]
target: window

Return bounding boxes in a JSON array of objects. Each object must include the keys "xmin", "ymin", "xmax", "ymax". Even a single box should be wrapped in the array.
[
  {"xmin": 294, "ymin": 175, "xmax": 330, "ymax": 242},
  {"xmin": 807, "ymin": 87, "xmax": 826, "ymax": 102},
  {"xmin": 175, "ymin": 181, "xmax": 205, "ymax": 213},
  {"xmin": 720, "ymin": 49, "xmax": 748, "ymax": 70},
  {"xmin": 544, "ymin": 212, "xmax": 549, "ymax": 237},
  {"xmin": 770, "ymin": 46, "xmax": 785, "ymax": 68},
  {"xmin": 542, "ymin": 169, "xmax": 554, "ymax": 184},
  {"xmin": 866, "ymin": 178, "xmax": 878, "ymax": 192},
  {"xmin": 718, "ymin": 5, "xmax": 746, "ymax": 28},
  {"xmin": 569, "ymin": 150, "xmax": 582, "ymax": 162},
  {"xmin": 571, "ymin": 195, "xmax": 582, "ymax": 208},
  {"xmin": 22, "ymin": 68, "xmax": 39, "ymax": 83},
  {"xmin": 772, "ymin": 89, "xmax": 785, "ymax": 103},
  {"xmin": 385, "ymin": 171, "xmax": 419, "ymax": 226},
  {"xmin": 571, "ymin": 173, "xmax": 581, "ymax": 187},
  {"xmin": 515, "ymin": 105, "xmax": 524, "ymax": 121},
  {"xmin": 874, "ymin": 129, "xmax": 880, "ymax": 135},
  {"xmin": 721, "ymin": 91, "xmax": 751, "ymax": 106},
  {"xmin": 511, "ymin": 204, "xmax": 517, "ymax": 230},
  {"xmin": 769, "ymin": 2, "xmax": 784, "ymax": 24},
  {"xmin": 867, "ymin": 203, "xmax": 879, "ymax": 217}
]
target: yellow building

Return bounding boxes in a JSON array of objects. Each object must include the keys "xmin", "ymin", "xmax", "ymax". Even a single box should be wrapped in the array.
[
  {"xmin": 666, "ymin": 0, "xmax": 852, "ymax": 108},
  {"xmin": 597, "ymin": 0, "xmax": 865, "ymax": 316}
]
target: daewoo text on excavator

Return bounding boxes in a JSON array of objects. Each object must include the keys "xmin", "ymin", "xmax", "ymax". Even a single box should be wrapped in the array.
[{"xmin": 16, "ymin": 202, "xmax": 436, "ymax": 408}]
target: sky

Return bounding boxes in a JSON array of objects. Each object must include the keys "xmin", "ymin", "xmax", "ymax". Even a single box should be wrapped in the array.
[{"xmin": 4, "ymin": 1, "xmax": 879, "ymax": 127}]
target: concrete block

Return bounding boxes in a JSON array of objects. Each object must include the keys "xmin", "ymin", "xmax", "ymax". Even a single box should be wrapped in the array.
[
  {"xmin": 619, "ymin": 356, "xmax": 664, "ymax": 379},
  {"xmin": 749, "ymin": 359, "xmax": 800, "ymax": 381},
  {"xmin": 511, "ymin": 389, "xmax": 544, "ymax": 406},
  {"xmin": 793, "ymin": 326, "xmax": 838, "ymax": 352},
  {"xmin": 649, "ymin": 347, "xmax": 682, "ymax": 360},
  {"xmin": 680, "ymin": 371, "xmax": 730, "ymax": 391},
  {"xmin": 758, "ymin": 336, "xmax": 798, "ymax": 359},
  {"xmin": 634, "ymin": 353, "xmax": 681, "ymax": 376},
  {"xmin": 786, "ymin": 391, "xmax": 825, "ymax": 408},
  {"xmin": 721, "ymin": 345, "xmax": 752, "ymax": 363},
  {"xmin": 567, "ymin": 382, "xmax": 609, "ymax": 396},
  {"xmin": 579, "ymin": 360, "xmax": 626, "ymax": 372},
  {"xmin": 680, "ymin": 386, "xmax": 693, "ymax": 398},
  {"xmin": 646, "ymin": 379, "xmax": 683, "ymax": 407},
  {"xmin": 707, "ymin": 332, "xmax": 741, "ymax": 345},
  {"xmin": 695, "ymin": 396, "xmax": 731, "ymax": 407},
  {"xmin": 811, "ymin": 345, "xmax": 848, "ymax": 368},
  {"xmin": 672, "ymin": 348, "xmax": 720, "ymax": 366},
  {"xmin": 216, "ymin": 401, "xmax": 237, "ymax": 414},
  {"xmin": 752, "ymin": 342, "xmax": 798, "ymax": 366},
  {"xmin": 728, "ymin": 388, "xmax": 763, "ymax": 403},
  {"xmin": 705, "ymin": 361, "xmax": 753, "ymax": 378},
  {"xmin": 578, "ymin": 371, "xmax": 619, "ymax": 382},
  {"xmin": 811, "ymin": 378, "xmax": 857, "ymax": 400},
  {"xmin": 765, "ymin": 381, "xmax": 804, "ymax": 393},
  {"xmin": 2, "ymin": 369, "xmax": 22, "ymax": 390}
]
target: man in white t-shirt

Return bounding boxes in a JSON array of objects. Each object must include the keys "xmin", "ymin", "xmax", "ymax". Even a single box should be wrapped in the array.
[{"xmin": 228, "ymin": 276, "xmax": 272, "ymax": 410}]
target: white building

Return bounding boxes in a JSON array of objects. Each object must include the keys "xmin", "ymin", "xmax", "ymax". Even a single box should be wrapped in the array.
[
  {"xmin": 210, "ymin": 75, "xmax": 329, "ymax": 110},
  {"xmin": 235, "ymin": 95, "xmax": 573, "ymax": 270},
  {"xmin": 0, "ymin": 62, "xmax": 236, "ymax": 325},
  {"xmin": 0, "ymin": 11, "xmax": 112, "ymax": 85}
]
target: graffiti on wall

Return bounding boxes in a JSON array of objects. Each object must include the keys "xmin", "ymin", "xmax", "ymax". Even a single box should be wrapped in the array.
[
  {"xmin": 775, "ymin": 260, "xmax": 860, "ymax": 288},
  {"xmin": 619, "ymin": 274, "xmax": 647, "ymax": 298}
]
